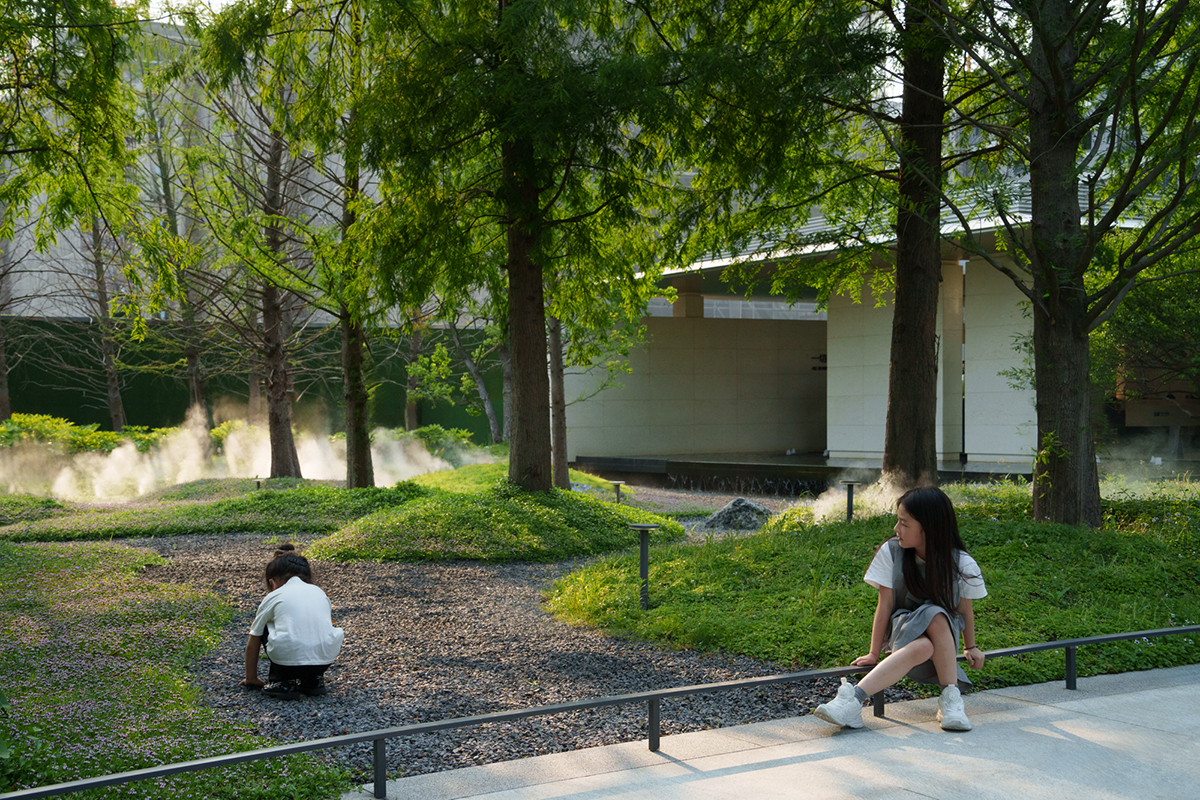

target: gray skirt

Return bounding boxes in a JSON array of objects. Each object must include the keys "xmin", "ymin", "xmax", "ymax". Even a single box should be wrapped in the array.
[{"xmin": 890, "ymin": 603, "xmax": 971, "ymax": 689}]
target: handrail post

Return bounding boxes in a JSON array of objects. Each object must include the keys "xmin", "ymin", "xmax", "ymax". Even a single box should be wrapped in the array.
[
  {"xmin": 374, "ymin": 739, "xmax": 387, "ymax": 799},
  {"xmin": 871, "ymin": 691, "xmax": 885, "ymax": 717},
  {"xmin": 1065, "ymin": 645, "xmax": 1077, "ymax": 690},
  {"xmin": 648, "ymin": 697, "xmax": 661, "ymax": 752}
]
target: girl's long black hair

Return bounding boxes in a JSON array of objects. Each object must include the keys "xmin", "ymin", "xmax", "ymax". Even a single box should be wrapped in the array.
[
  {"xmin": 263, "ymin": 543, "xmax": 315, "ymax": 590},
  {"xmin": 897, "ymin": 487, "xmax": 969, "ymax": 612}
]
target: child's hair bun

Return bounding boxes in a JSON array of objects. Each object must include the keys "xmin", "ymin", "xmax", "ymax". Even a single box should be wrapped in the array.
[{"xmin": 274, "ymin": 542, "xmax": 297, "ymax": 557}]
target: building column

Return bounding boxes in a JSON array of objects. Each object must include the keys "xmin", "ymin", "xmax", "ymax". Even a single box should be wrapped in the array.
[{"xmin": 671, "ymin": 274, "xmax": 704, "ymax": 318}]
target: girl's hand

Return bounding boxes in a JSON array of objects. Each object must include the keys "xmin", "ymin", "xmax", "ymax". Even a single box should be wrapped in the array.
[
  {"xmin": 850, "ymin": 653, "xmax": 879, "ymax": 668},
  {"xmin": 964, "ymin": 646, "xmax": 985, "ymax": 670},
  {"xmin": 240, "ymin": 677, "xmax": 265, "ymax": 689}
]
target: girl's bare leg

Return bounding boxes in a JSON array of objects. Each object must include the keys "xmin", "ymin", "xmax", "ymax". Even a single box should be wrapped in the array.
[
  {"xmin": 857, "ymin": 636, "xmax": 933, "ymax": 696},
  {"xmin": 924, "ymin": 612, "xmax": 959, "ymax": 686}
]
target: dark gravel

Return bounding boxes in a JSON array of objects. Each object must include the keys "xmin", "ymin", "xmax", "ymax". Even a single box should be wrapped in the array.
[{"xmin": 131, "ymin": 496, "xmax": 909, "ymax": 782}]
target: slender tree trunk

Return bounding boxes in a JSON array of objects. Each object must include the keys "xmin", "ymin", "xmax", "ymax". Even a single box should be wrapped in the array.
[
  {"xmin": 91, "ymin": 217, "xmax": 126, "ymax": 431},
  {"xmin": 1027, "ymin": 0, "xmax": 1101, "ymax": 526},
  {"xmin": 339, "ymin": 100, "xmax": 374, "ymax": 488},
  {"xmin": 247, "ymin": 307, "xmax": 265, "ymax": 425},
  {"xmin": 500, "ymin": 338, "xmax": 512, "ymax": 444},
  {"xmin": 146, "ymin": 85, "xmax": 211, "ymax": 430},
  {"xmin": 548, "ymin": 315, "xmax": 569, "ymax": 489},
  {"xmin": 0, "ymin": 236, "xmax": 12, "ymax": 422},
  {"xmin": 182, "ymin": 292, "xmax": 212, "ymax": 428},
  {"xmin": 262, "ymin": 280, "xmax": 301, "ymax": 478},
  {"xmin": 503, "ymin": 137, "xmax": 551, "ymax": 491},
  {"xmin": 341, "ymin": 309, "xmax": 374, "ymax": 487},
  {"xmin": 405, "ymin": 327, "xmax": 421, "ymax": 431},
  {"xmin": 882, "ymin": 0, "xmax": 945, "ymax": 490},
  {"xmin": 261, "ymin": 128, "xmax": 301, "ymax": 478},
  {"xmin": 449, "ymin": 323, "xmax": 502, "ymax": 444},
  {"xmin": 0, "ymin": 313, "xmax": 10, "ymax": 422}
]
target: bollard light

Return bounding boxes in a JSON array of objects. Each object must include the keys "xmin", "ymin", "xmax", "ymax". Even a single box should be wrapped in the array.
[
  {"xmin": 840, "ymin": 480, "xmax": 863, "ymax": 522},
  {"xmin": 611, "ymin": 480, "xmax": 626, "ymax": 503},
  {"xmin": 628, "ymin": 523, "xmax": 659, "ymax": 610}
]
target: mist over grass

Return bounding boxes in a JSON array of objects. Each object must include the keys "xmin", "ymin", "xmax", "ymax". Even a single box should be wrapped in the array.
[{"xmin": 0, "ymin": 412, "xmax": 490, "ymax": 502}]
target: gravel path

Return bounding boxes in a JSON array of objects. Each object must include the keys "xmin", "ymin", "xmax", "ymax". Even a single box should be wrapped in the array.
[{"xmin": 132, "ymin": 488, "xmax": 907, "ymax": 782}]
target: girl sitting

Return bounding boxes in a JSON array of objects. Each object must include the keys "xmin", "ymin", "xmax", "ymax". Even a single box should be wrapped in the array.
[
  {"xmin": 814, "ymin": 486, "xmax": 987, "ymax": 731},
  {"xmin": 240, "ymin": 543, "xmax": 344, "ymax": 699}
]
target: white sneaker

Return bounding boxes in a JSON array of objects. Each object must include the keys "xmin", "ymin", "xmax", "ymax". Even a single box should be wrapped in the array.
[
  {"xmin": 937, "ymin": 685, "xmax": 972, "ymax": 731},
  {"xmin": 813, "ymin": 678, "xmax": 864, "ymax": 728}
]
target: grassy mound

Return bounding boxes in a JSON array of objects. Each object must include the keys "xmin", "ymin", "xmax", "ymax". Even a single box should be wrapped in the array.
[
  {"xmin": 546, "ymin": 493, "xmax": 1200, "ymax": 687},
  {"xmin": 412, "ymin": 461, "xmax": 616, "ymax": 495},
  {"xmin": 0, "ymin": 482, "xmax": 431, "ymax": 542},
  {"xmin": 0, "ymin": 494, "xmax": 69, "ymax": 526},
  {"xmin": 308, "ymin": 481, "xmax": 683, "ymax": 562},
  {"xmin": 0, "ymin": 541, "xmax": 349, "ymax": 797}
]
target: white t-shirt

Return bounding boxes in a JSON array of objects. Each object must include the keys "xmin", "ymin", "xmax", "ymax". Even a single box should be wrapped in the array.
[
  {"xmin": 250, "ymin": 576, "xmax": 344, "ymax": 666},
  {"xmin": 863, "ymin": 538, "xmax": 988, "ymax": 600}
]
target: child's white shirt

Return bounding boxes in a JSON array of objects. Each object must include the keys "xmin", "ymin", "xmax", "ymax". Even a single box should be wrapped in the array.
[
  {"xmin": 250, "ymin": 576, "xmax": 344, "ymax": 665},
  {"xmin": 863, "ymin": 538, "xmax": 988, "ymax": 600}
]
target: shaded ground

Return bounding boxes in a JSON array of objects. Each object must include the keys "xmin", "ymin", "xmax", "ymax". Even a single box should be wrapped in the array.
[{"xmin": 133, "ymin": 487, "xmax": 898, "ymax": 782}]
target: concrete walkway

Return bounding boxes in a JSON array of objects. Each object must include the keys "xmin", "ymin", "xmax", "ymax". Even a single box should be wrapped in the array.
[{"xmin": 344, "ymin": 664, "xmax": 1200, "ymax": 800}]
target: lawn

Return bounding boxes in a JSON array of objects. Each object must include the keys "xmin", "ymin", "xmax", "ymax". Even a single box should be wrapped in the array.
[
  {"xmin": 0, "ymin": 541, "xmax": 350, "ymax": 797},
  {"xmin": 0, "ymin": 464, "xmax": 680, "ymax": 796},
  {"xmin": 545, "ymin": 479, "xmax": 1200, "ymax": 689},
  {"xmin": 3, "ymin": 473, "xmax": 1198, "ymax": 797}
]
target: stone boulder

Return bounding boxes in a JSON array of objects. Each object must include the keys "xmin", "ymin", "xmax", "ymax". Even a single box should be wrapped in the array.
[{"xmin": 697, "ymin": 497, "xmax": 771, "ymax": 531}]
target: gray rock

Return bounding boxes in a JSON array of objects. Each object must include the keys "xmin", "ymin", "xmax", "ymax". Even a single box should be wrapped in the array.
[{"xmin": 697, "ymin": 497, "xmax": 771, "ymax": 531}]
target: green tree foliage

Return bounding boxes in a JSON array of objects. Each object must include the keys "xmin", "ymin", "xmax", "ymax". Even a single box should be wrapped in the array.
[
  {"xmin": 0, "ymin": 1, "xmax": 136, "ymax": 166},
  {"xmin": 932, "ymin": 0, "xmax": 1200, "ymax": 524},
  {"xmin": 357, "ymin": 0, "xmax": 679, "ymax": 491},
  {"xmin": 1091, "ymin": 255, "xmax": 1200, "ymax": 448}
]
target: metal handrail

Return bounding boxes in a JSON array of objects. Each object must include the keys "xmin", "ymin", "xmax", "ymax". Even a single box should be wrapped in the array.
[{"xmin": 3, "ymin": 624, "xmax": 1198, "ymax": 800}]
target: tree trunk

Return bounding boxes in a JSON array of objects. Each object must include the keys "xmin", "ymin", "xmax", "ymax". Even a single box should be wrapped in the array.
[
  {"xmin": 341, "ymin": 309, "xmax": 374, "ymax": 488},
  {"xmin": 405, "ymin": 327, "xmax": 421, "ymax": 431},
  {"xmin": 248, "ymin": 336, "xmax": 265, "ymax": 424},
  {"xmin": 500, "ymin": 338, "xmax": 512, "ymax": 444},
  {"xmin": 260, "ymin": 127, "xmax": 301, "ymax": 478},
  {"xmin": 91, "ymin": 217, "xmax": 126, "ymax": 431},
  {"xmin": 1031, "ymin": 301, "xmax": 1101, "ymax": 524},
  {"xmin": 262, "ymin": 280, "xmax": 301, "ymax": 478},
  {"xmin": 182, "ymin": 292, "xmax": 213, "ymax": 429},
  {"xmin": 503, "ymin": 137, "xmax": 551, "ymax": 491},
  {"xmin": 339, "ymin": 101, "xmax": 374, "ymax": 488},
  {"xmin": 146, "ymin": 85, "xmax": 212, "ymax": 431},
  {"xmin": 0, "ymin": 313, "xmax": 11, "ymax": 422},
  {"xmin": 882, "ymin": 0, "xmax": 945, "ymax": 489},
  {"xmin": 449, "ymin": 322, "xmax": 502, "ymax": 445},
  {"xmin": 1025, "ymin": 0, "xmax": 1100, "ymax": 526},
  {"xmin": 548, "ymin": 314, "xmax": 569, "ymax": 489},
  {"xmin": 0, "ymin": 236, "xmax": 12, "ymax": 422}
]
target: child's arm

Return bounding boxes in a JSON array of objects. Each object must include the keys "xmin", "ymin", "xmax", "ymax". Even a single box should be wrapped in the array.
[
  {"xmin": 957, "ymin": 596, "xmax": 985, "ymax": 669},
  {"xmin": 241, "ymin": 634, "xmax": 265, "ymax": 688},
  {"xmin": 851, "ymin": 586, "xmax": 894, "ymax": 667}
]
